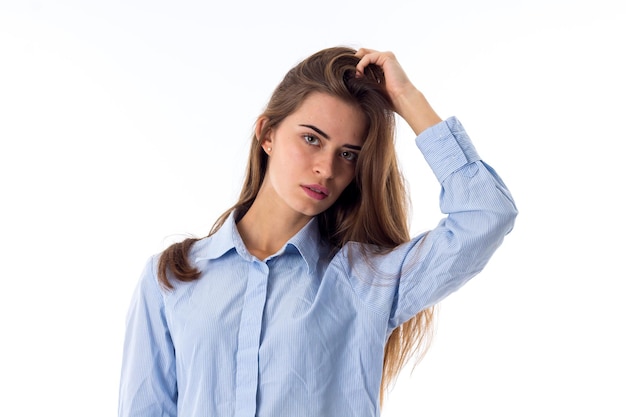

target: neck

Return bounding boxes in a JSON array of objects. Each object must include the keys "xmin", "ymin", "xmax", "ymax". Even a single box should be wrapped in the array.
[{"xmin": 237, "ymin": 197, "xmax": 312, "ymax": 260}]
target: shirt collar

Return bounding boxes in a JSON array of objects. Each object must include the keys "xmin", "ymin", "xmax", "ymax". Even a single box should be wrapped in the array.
[
  {"xmin": 193, "ymin": 211, "xmax": 327, "ymax": 274},
  {"xmin": 284, "ymin": 216, "xmax": 327, "ymax": 274},
  {"xmin": 191, "ymin": 213, "xmax": 239, "ymax": 263}
]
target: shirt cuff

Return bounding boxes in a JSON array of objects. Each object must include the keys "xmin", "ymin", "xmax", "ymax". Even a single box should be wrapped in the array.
[{"xmin": 415, "ymin": 116, "xmax": 481, "ymax": 183}]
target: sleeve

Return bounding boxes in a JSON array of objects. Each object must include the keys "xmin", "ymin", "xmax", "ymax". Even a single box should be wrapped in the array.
[
  {"xmin": 118, "ymin": 255, "xmax": 178, "ymax": 417},
  {"xmin": 385, "ymin": 116, "xmax": 518, "ymax": 328}
]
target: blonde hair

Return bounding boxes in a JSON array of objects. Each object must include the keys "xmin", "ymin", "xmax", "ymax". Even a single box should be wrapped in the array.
[{"xmin": 158, "ymin": 46, "xmax": 436, "ymax": 404}]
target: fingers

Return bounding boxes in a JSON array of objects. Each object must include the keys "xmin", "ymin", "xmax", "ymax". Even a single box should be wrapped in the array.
[
  {"xmin": 354, "ymin": 48, "xmax": 396, "ymax": 78},
  {"xmin": 354, "ymin": 48, "xmax": 375, "ymax": 58},
  {"xmin": 354, "ymin": 48, "xmax": 378, "ymax": 75},
  {"xmin": 354, "ymin": 48, "xmax": 438, "ymax": 132}
]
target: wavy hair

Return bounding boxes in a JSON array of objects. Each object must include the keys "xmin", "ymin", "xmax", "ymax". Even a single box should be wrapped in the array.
[{"xmin": 157, "ymin": 46, "xmax": 436, "ymax": 404}]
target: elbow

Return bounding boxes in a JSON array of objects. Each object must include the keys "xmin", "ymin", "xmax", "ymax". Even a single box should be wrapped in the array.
[
  {"xmin": 465, "ymin": 205, "xmax": 518, "ymax": 272},
  {"xmin": 484, "ymin": 204, "xmax": 517, "ymax": 245},
  {"xmin": 477, "ymin": 203, "xmax": 517, "ymax": 258},
  {"xmin": 497, "ymin": 203, "xmax": 518, "ymax": 237},
  {"xmin": 503, "ymin": 201, "xmax": 518, "ymax": 235}
]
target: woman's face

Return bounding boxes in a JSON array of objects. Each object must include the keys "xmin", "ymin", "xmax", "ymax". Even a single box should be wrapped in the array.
[{"xmin": 258, "ymin": 92, "xmax": 366, "ymax": 221}]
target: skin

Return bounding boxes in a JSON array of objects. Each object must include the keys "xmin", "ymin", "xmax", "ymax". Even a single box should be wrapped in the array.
[
  {"xmin": 238, "ymin": 92, "xmax": 366, "ymax": 260},
  {"xmin": 354, "ymin": 48, "xmax": 441, "ymax": 136},
  {"xmin": 237, "ymin": 49, "xmax": 442, "ymax": 260}
]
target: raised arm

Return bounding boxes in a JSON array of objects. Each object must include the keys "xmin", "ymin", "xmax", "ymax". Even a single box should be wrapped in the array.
[
  {"xmin": 348, "ymin": 48, "xmax": 518, "ymax": 326},
  {"xmin": 355, "ymin": 48, "xmax": 442, "ymax": 135}
]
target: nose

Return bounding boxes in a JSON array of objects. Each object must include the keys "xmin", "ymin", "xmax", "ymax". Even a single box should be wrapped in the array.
[{"xmin": 314, "ymin": 151, "xmax": 335, "ymax": 179}]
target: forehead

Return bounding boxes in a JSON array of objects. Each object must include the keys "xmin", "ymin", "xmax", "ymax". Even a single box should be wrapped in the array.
[{"xmin": 288, "ymin": 92, "xmax": 367, "ymax": 144}]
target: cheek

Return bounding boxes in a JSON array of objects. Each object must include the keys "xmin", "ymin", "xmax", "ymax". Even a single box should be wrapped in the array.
[
  {"xmin": 267, "ymin": 144, "xmax": 306, "ymax": 180},
  {"xmin": 337, "ymin": 166, "xmax": 357, "ymax": 189},
  {"xmin": 286, "ymin": 143, "xmax": 308, "ymax": 160},
  {"xmin": 284, "ymin": 148, "xmax": 314, "ymax": 177}
]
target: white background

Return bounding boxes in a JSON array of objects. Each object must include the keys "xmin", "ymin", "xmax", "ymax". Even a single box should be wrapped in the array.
[{"xmin": 1, "ymin": 1, "xmax": 624, "ymax": 415}]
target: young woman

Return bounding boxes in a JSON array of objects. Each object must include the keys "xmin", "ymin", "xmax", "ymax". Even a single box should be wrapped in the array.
[{"xmin": 118, "ymin": 47, "xmax": 517, "ymax": 417}]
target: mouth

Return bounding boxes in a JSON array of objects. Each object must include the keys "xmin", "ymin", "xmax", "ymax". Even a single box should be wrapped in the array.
[{"xmin": 301, "ymin": 184, "xmax": 329, "ymax": 200}]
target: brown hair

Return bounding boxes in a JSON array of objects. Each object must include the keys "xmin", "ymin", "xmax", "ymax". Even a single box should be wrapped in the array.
[{"xmin": 157, "ymin": 46, "xmax": 436, "ymax": 403}]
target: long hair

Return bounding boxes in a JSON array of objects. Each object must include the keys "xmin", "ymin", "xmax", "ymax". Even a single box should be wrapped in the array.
[{"xmin": 157, "ymin": 46, "xmax": 436, "ymax": 404}]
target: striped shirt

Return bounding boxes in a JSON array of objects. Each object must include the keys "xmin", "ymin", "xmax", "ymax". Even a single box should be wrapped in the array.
[{"xmin": 118, "ymin": 117, "xmax": 517, "ymax": 417}]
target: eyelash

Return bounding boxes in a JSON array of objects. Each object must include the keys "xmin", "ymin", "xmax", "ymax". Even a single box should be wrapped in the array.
[{"xmin": 303, "ymin": 134, "xmax": 358, "ymax": 163}]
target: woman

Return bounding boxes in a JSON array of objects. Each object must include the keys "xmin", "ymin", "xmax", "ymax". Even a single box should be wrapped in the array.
[{"xmin": 118, "ymin": 47, "xmax": 517, "ymax": 417}]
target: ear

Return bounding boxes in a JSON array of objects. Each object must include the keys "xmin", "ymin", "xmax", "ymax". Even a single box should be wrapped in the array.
[{"xmin": 255, "ymin": 117, "xmax": 273, "ymax": 153}]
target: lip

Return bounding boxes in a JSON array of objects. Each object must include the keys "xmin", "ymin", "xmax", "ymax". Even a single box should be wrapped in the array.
[{"xmin": 301, "ymin": 184, "xmax": 329, "ymax": 201}]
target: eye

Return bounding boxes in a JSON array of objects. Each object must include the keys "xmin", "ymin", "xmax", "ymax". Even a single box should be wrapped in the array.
[
  {"xmin": 340, "ymin": 150, "xmax": 358, "ymax": 162},
  {"xmin": 303, "ymin": 134, "xmax": 320, "ymax": 146}
]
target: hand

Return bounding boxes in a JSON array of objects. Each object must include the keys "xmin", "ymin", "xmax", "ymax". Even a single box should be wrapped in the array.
[
  {"xmin": 354, "ymin": 48, "xmax": 415, "ymax": 107},
  {"xmin": 355, "ymin": 48, "xmax": 442, "ymax": 135}
]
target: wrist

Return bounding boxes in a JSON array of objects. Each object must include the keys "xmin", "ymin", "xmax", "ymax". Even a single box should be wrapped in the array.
[{"xmin": 394, "ymin": 88, "xmax": 442, "ymax": 136}]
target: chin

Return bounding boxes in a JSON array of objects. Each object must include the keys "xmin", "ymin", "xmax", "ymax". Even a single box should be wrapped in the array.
[
  {"xmin": 295, "ymin": 205, "xmax": 327, "ymax": 218},
  {"xmin": 299, "ymin": 209, "xmax": 323, "ymax": 218},
  {"xmin": 291, "ymin": 197, "xmax": 335, "ymax": 218}
]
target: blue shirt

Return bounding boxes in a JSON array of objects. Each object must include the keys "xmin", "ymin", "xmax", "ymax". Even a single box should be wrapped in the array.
[{"xmin": 118, "ymin": 117, "xmax": 517, "ymax": 417}]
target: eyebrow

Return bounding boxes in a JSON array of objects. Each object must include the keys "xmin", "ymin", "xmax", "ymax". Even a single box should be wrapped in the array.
[{"xmin": 299, "ymin": 124, "xmax": 362, "ymax": 151}]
